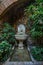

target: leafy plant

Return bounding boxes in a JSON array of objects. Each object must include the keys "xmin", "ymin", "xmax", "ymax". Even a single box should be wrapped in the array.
[
  {"xmin": 35, "ymin": 0, "xmax": 43, "ymax": 4},
  {"xmin": 0, "ymin": 22, "xmax": 16, "ymax": 44},
  {"xmin": 31, "ymin": 46, "xmax": 43, "ymax": 61},
  {"xmin": 0, "ymin": 41, "xmax": 12, "ymax": 62},
  {"xmin": 30, "ymin": 14, "xmax": 43, "ymax": 38},
  {"xmin": 24, "ymin": 0, "xmax": 43, "ymax": 38}
]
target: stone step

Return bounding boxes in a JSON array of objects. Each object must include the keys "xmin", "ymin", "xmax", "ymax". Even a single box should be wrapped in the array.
[{"xmin": 3, "ymin": 62, "xmax": 43, "ymax": 65}]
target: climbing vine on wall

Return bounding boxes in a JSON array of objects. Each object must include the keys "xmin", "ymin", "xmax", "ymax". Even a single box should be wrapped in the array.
[{"xmin": 24, "ymin": 0, "xmax": 43, "ymax": 45}]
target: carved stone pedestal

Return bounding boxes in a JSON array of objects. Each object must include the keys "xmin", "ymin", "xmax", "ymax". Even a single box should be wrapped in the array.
[{"xmin": 18, "ymin": 40, "xmax": 24, "ymax": 49}]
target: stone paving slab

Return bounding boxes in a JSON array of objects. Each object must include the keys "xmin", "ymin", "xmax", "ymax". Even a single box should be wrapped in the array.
[
  {"xmin": 10, "ymin": 48, "xmax": 31, "ymax": 61},
  {"xmin": 4, "ymin": 62, "xmax": 43, "ymax": 65}
]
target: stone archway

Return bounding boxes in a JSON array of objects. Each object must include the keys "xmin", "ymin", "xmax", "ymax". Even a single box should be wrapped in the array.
[
  {"xmin": 0, "ymin": 0, "xmax": 30, "ymax": 17},
  {"xmin": 0, "ymin": 0, "xmax": 31, "ymax": 32}
]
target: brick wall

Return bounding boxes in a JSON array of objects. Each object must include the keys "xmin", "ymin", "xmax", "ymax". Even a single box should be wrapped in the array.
[{"xmin": 0, "ymin": 0, "xmax": 30, "ymax": 16}]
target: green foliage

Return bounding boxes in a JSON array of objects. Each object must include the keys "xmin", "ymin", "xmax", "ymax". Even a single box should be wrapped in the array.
[
  {"xmin": 24, "ymin": 5, "xmax": 37, "ymax": 18},
  {"xmin": 0, "ymin": 22, "xmax": 16, "ymax": 43},
  {"xmin": 35, "ymin": 0, "xmax": 43, "ymax": 3},
  {"xmin": 30, "ymin": 12, "xmax": 43, "ymax": 38},
  {"xmin": 31, "ymin": 46, "xmax": 43, "ymax": 61},
  {"xmin": 24, "ymin": 0, "xmax": 43, "ymax": 39},
  {"xmin": 0, "ymin": 41, "xmax": 12, "ymax": 61},
  {"xmin": 0, "ymin": 22, "xmax": 16, "ymax": 61}
]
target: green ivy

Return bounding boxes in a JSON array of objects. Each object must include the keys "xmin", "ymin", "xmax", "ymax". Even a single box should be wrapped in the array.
[
  {"xmin": 0, "ymin": 41, "xmax": 12, "ymax": 62},
  {"xmin": 24, "ymin": 0, "xmax": 43, "ymax": 39},
  {"xmin": 31, "ymin": 46, "xmax": 43, "ymax": 61},
  {"xmin": 35, "ymin": 0, "xmax": 43, "ymax": 4},
  {"xmin": 0, "ymin": 22, "xmax": 16, "ymax": 44}
]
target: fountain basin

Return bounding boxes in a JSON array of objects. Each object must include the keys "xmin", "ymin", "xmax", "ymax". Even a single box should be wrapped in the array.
[
  {"xmin": 15, "ymin": 34, "xmax": 28, "ymax": 49},
  {"xmin": 15, "ymin": 34, "xmax": 28, "ymax": 40}
]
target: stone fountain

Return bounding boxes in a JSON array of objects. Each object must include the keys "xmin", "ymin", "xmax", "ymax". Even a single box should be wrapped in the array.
[
  {"xmin": 10, "ymin": 25, "xmax": 31, "ymax": 61},
  {"xmin": 15, "ymin": 24, "xmax": 27, "ymax": 49}
]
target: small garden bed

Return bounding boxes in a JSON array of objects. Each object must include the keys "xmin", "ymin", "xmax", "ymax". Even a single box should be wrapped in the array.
[
  {"xmin": 31, "ymin": 46, "xmax": 43, "ymax": 61},
  {"xmin": 0, "ymin": 22, "xmax": 16, "ymax": 62}
]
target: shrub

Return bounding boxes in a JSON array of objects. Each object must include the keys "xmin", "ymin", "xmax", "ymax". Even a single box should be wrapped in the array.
[
  {"xmin": 0, "ymin": 41, "xmax": 12, "ymax": 62},
  {"xmin": 0, "ymin": 22, "xmax": 16, "ymax": 44}
]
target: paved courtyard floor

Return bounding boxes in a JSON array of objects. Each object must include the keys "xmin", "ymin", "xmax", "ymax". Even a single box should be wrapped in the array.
[{"xmin": 10, "ymin": 48, "xmax": 31, "ymax": 61}]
